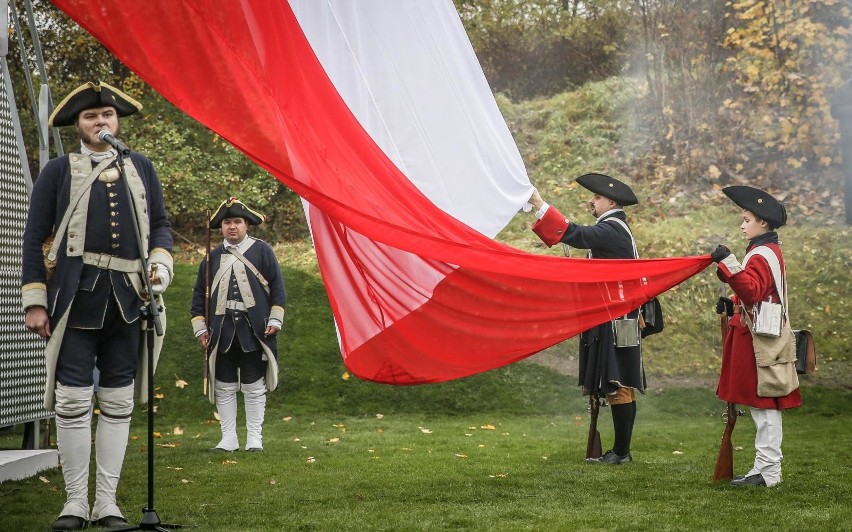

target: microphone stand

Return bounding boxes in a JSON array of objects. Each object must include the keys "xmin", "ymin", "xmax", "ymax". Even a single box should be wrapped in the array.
[{"xmin": 108, "ymin": 147, "xmax": 185, "ymax": 531}]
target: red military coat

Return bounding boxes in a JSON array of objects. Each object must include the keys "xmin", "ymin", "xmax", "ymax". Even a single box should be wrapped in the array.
[{"xmin": 716, "ymin": 238, "xmax": 802, "ymax": 409}]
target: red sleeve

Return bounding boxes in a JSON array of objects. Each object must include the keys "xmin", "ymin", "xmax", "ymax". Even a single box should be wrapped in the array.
[
  {"xmin": 531, "ymin": 206, "xmax": 571, "ymax": 247},
  {"xmin": 717, "ymin": 254, "xmax": 777, "ymax": 306}
]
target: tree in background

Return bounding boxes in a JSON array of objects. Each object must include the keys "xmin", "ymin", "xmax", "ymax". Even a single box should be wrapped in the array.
[
  {"xmin": 719, "ymin": 0, "xmax": 849, "ymax": 194},
  {"xmin": 8, "ymin": 0, "xmax": 306, "ymax": 241},
  {"xmin": 455, "ymin": 0, "xmax": 627, "ymax": 99}
]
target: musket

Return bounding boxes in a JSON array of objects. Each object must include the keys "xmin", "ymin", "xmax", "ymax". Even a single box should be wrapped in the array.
[
  {"xmin": 586, "ymin": 394, "xmax": 602, "ymax": 459},
  {"xmin": 202, "ymin": 208, "xmax": 211, "ymax": 396},
  {"xmin": 713, "ymin": 282, "xmax": 742, "ymax": 481},
  {"xmin": 713, "ymin": 402, "xmax": 744, "ymax": 481}
]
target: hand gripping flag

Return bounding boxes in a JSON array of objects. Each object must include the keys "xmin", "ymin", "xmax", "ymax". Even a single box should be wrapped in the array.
[{"xmin": 52, "ymin": 0, "xmax": 711, "ymax": 384}]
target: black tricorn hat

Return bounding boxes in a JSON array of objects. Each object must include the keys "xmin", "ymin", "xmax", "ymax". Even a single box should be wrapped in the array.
[
  {"xmin": 575, "ymin": 173, "xmax": 638, "ymax": 206},
  {"xmin": 49, "ymin": 81, "xmax": 143, "ymax": 127},
  {"xmin": 209, "ymin": 197, "xmax": 265, "ymax": 229},
  {"xmin": 722, "ymin": 185, "xmax": 787, "ymax": 228}
]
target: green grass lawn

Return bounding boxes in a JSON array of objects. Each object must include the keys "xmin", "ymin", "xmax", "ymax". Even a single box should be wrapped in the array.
[
  {"xmin": 3, "ymin": 388, "xmax": 850, "ymax": 531},
  {"xmin": 2, "ymin": 261, "xmax": 851, "ymax": 530}
]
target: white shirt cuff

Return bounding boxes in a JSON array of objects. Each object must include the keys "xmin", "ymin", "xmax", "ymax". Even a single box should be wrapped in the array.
[{"xmin": 534, "ymin": 202, "xmax": 550, "ymax": 220}]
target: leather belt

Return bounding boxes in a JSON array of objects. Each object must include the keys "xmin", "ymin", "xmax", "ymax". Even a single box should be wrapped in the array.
[
  {"xmin": 225, "ymin": 300, "xmax": 247, "ymax": 311},
  {"xmin": 82, "ymin": 252, "xmax": 142, "ymax": 273}
]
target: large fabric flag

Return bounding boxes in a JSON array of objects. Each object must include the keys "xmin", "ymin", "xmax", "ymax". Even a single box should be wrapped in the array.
[{"xmin": 51, "ymin": 0, "xmax": 711, "ymax": 384}]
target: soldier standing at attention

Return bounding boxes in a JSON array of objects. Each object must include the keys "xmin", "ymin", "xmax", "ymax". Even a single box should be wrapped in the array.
[{"xmin": 191, "ymin": 197, "xmax": 286, "ymax": 452}]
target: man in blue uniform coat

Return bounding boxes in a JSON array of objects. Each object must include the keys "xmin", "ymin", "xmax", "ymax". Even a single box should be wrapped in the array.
[
  {"xmin": 21, "ymin": 81, "xmax": 173, "ymax": 531},
  {"xmin": 528, "ymin": 173, "xmax": 644, "ymax": 465},
  {"xmin": 191, "ymin": 197, "xmax": 286, "ymax": 452}
]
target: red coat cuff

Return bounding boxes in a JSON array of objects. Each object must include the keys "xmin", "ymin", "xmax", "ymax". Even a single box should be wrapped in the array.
[{"xmin": 532, "ymin": 207, "xmax": 570, "ymax": 247}]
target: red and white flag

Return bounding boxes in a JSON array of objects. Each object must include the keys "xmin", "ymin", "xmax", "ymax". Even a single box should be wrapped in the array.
[{"xmin": 53, "ymin": 0, "xmax": 711, "ymax": 384}]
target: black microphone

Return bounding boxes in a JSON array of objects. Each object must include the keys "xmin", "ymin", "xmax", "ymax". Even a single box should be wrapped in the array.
[{"xmin": 97, "ymin": 130, "xmax": 131, "ymax": 155}]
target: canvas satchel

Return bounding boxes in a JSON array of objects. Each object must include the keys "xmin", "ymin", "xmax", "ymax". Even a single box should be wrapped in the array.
[{"xmin": 747, "ymin": 317, "xmax": 799, "ymax": 398}]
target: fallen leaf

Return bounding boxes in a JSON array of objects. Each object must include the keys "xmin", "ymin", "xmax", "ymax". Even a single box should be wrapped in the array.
[
  {"xmin": 293, "ymin": 437, "xmax": 301, "ymax": 442},
  {"xmin": 306, "ymin": 457, "xmax": 316, "ymax": 463},
  {"xmin": 375, "ymin": 413, "xmax": 384, "ymax": 419},
  {"xmin": 419, "ymin": 427, "xmax": 432, "ymax": 434},
  {"xmin": 341, "ymin": 372, "xmax": 350, "ymax": 381},
  {"xmin": 489, "ymin": 473, "xmax": 507, "ymax": 478},
  {"xmin": 175, "ymin": 379, "xmax": 188, "ymax": 389},
  {"xmin": 167, "ymin": 466, "xmax": 184, "ymax": 471},
  {"xmin": 269, "ymin": 479, "xmax": 277, "ymax": 485},
  {"xmin": 481, "ymin": 425, "xmax": 496, "ymax": 430},
  {"xmin": 455, "ymin": 453, "xmax": 468, "ymax": 458},
  {"xmin": 38, "ymin": 475, "xmax": 50, "ymax": 483},
  {"xmin": 154, "ymin": 393, "xmax": 164, "ymax": 400},
  {"xmin": 158, "ymin": 443, "xmax": 177, "ymax": 448},
  {"xmin": 153, "ymin": 432, "xmax": 162, "ymax": 438},
  {"xmin": 328, "ymin": 437, "xmax": 340, "ymax": 443},
  {"xmin": 223, "ymin": 460, "xmax": 237, "ymax": 465},
  {"xmin": 181, "ymin": 479, "xmax": 192, "ymax": 484},
  {"xmin": 173, "ymin": 426, "xmax": 184, "ymax": 436},
  {"xmin": 282, "ymin": 416, "xmax": 293, "ymax": 422},
  {"xmin": 478, "ymin": 444, "xmax": 485, "ymax": 448},
  {"xmin": 672, "ymin": 450, "xmax": 683, "ymax": 455}
]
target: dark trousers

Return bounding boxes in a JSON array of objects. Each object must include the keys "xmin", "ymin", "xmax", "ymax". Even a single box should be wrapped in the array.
[
  {"xmin": 55, "ymin": 296, "xmax": 140, "ymax": 388},
  {"xmin": 216, "ymin": 345, "xmax": 266, "ymax": 384}
]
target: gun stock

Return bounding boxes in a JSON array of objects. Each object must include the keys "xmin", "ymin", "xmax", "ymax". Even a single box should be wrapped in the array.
[
  {"xmin": 586, "ymin": 395, "xmax": 602, "ymax": 459},
  {"xmin": 713, "ymin": 402, "xmax": 741, "ymax": 481}
]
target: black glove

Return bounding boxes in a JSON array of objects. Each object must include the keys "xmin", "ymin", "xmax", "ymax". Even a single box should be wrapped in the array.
[
  {"xmin": 715, "ymin": 296, "xmax": 734, "ymax": 317},
  {"xmin": 710, "ymin": 244, "xmax": 731, "ymax": 263}
]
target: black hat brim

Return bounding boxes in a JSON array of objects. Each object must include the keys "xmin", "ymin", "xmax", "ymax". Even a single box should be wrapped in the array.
[
  {"xmin": 209, "ymin": 198, "xmax": 265, "ymax": 229},
  {"xmin": 49, "ymin": 81, "xmax": 143, "ymax": 127},
  {"xmin": 722, "ymin": 186, "xmax": 787, "ymax": 228},
  {"xmin": 575, "ymin": 173, "xmax": 638, "ymax": 206}
]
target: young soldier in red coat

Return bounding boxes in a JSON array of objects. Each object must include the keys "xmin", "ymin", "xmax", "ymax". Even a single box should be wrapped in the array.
[
  {"xmin": 711, "ymin": 186, "xmax": 802, "ymax": 487},
  {"xmin": 528, "ymin": 173, "xmax": 644, "ymax": 465}
]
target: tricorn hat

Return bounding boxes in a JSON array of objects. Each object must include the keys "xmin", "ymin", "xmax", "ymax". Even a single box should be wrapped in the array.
[
  {"xmin": 209, "ymin": 197, "xmax": 265, "ymax": 229},
  {"xmin": 575, "ymin": 173, "xmax": 638, "ymax": 206},
  {"xmin": 49, "ymin": 81, "xmax": 143, "ymax": 127},
  {"xmin": 722, "ymin": 185, "xmax": 787, "ymax": 228}
]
